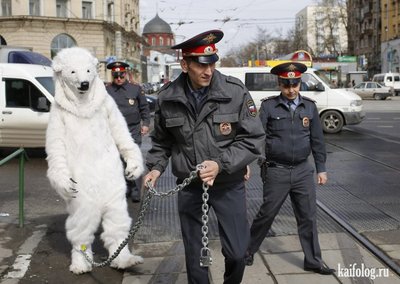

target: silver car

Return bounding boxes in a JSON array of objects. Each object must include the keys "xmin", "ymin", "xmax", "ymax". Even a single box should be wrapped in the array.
[{"xmin": 350, "ymin": 82, "xmax": 393, "ymax": 100}]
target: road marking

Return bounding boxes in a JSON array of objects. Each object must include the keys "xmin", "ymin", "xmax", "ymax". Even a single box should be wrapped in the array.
[
  {"xmin": 4, "ymin": 225, "xmax": 47, "ymax": 279},
  {"xmin": 376, "ymin": 125, "xmax": 394, "ymax": 128}
]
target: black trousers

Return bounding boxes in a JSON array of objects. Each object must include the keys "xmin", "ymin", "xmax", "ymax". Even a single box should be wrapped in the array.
[
  {"xmin": 248, "ymin": 162, "xmax": 323, "ymax": 268},
  {"xmin": 125, "ymin": 130, "xmax": 142, "ymax": 199},
  {"xmin": 178, "ymin": 181, "xmax": 249, "ymax": 284}
]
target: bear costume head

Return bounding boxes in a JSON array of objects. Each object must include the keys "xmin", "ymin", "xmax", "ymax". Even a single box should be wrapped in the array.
[{"xmin": 52, "ymin": 47, "xmax": 107, "ymax": 118}]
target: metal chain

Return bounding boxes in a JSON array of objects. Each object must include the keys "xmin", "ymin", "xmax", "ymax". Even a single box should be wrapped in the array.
[
  {"xmin": 79, "ymin": 166, "xmax": 202, "ymax": 267},
  {"xmin": 200, "ymin": 181, "xmax": 213, "ymax": 267}
]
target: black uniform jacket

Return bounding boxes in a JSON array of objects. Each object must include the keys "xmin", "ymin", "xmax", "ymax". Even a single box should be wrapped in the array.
[
  {"xmin": 106, "ymin": 81, "xmax": 150, "ymax": 127},
  {"xmin": 146, "ymin": 70, "xmax": 265, "ymax": 184},
  {"xmin": 259, "ymin": 94, "xmax": 326, "ymax": 173}
]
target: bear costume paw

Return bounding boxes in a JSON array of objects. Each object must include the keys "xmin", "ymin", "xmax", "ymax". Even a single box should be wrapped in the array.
[
  {"xmin": 125, "ymin": 160, "xmax": 144, "ymax": 180},
  {"xmin": 70, "ymin": 250, "xmax": 92, "ymax": 274},
  {"xmin": 110, "ymin": 254, "xmax": 144, "ymax": 269}
]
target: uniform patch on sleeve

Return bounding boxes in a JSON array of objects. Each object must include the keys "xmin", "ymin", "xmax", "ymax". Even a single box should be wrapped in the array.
[{"xmin": 246, "ymin": 99, "xmax": 257, "ymax": 117}]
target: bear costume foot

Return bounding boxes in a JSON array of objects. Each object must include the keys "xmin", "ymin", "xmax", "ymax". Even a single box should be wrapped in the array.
[
  {"xmin": 110, "ymin": 254, "xmax": 144, "ymax": 269},
  {"xmin": 70, "ymin": 249, "xmax": 93, "ymax": 274}
]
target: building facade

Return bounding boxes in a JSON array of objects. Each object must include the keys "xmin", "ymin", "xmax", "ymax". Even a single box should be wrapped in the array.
[
  {"xmin": 142, "ymin": 14, "xmax": 175, "ymax": 57},
  {"xmin": 347, "ymin": 0, "xmax": 381, "ymax": 76},
  {"xmin": 141, "ymin": 14, "xmax": 176, "ymax": 83},
  {"xmin": 296, "ymin": 5, "xmax": 348, "ymax": 58},
  {"xmin": 380, "ymin": 0, "xmax": 400, "ymax": 73},
  {"xmin": 0, "ymin": 0, "xmax": 145, "ymax": 81}
]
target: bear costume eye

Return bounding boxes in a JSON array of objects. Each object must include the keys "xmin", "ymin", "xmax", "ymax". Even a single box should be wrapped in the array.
[
  {"xmin": 87, "ymin": 70, "xmax": 90, "ymax": 73},
  {"xmin": 71, "ymin": 71, "xmax": 75, "ymax": 74}
]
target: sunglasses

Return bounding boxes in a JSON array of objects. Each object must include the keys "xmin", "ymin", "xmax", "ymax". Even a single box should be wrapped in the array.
[
  {"xmin": 112, "ymin": 72, "xmax": 126, "ymax": 79},
  {"xmin": 281, "ymin": 82, "xmax": 300, "ymax": 88}
]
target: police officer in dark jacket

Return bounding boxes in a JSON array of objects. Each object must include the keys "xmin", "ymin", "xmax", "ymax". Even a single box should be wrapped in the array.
[
  {"xmin": 144, "ymin": 30, "xmax": 265, "ymax": 284},
  {"xmin": 106, "ymin": 61, "xmax": 150, "ymax": 202},
  {"xmin": 245, "ymin": 62, "xmax": 335, "ymax": 275}
]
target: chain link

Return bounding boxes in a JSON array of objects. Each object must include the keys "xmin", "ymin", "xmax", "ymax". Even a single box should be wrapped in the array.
[
  {"xmin": 79, "ymin": 166, "xmax": 204, "ymax": 267},
  {"xmin": 199, "ymin": 181, "xmax": 213, "ymax": 266}
]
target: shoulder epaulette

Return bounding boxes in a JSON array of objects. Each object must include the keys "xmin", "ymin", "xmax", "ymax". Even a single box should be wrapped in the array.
[
  {"xmin": 261, "ymin": 95, "xmax": 279, "ymax": 102},
  {"xmin": 302, "ymin": 95, "xmax": 316, "ymax": 103},
  {"xmin": 226, "ymin": 75, "xmax": 244, "ymax": 89}
]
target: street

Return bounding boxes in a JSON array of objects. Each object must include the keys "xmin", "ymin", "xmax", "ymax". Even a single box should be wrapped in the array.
[{"xmin": 1, "ymin": 97, "xmax": 400, "ymax": 283}]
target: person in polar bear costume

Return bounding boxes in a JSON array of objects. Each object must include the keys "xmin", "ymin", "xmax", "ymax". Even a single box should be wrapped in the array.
[{"xmin": 46, "ymin": 47, "xmax": 144, "ymax": 274}]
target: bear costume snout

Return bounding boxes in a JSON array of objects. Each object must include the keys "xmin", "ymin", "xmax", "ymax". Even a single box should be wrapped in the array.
[{"xmin": 78, "ymin": 81, "xmax": 90, "ymax": 92}]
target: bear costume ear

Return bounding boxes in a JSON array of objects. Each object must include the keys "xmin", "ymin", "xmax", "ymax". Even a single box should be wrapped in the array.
[
  {"xmin": 52, "ymin": 57, "xmax": 63, "ymax": 73},
  {"xmin": 92, "ymin": 56, "xmax": 99, "ymax": 67}
]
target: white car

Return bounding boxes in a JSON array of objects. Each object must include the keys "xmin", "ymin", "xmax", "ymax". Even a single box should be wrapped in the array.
[{"xmin": 349, "ymin": 82, "xmax": 393, "ymax": 100}]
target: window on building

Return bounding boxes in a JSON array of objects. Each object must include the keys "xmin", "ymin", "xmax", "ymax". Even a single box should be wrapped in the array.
[
  {"xmin": 5, "ymin": 78, "xmax": 50, "ymax": 112},
  {"xmin": 56, "ymin": 0, "xmax": 68, "ymax": 18},
  {"xmin": 0, "ymin": 35, "xmax": 7, "ymax": 45},
  {"xmin": 107, "ymin": 2, "xmax": 113, "ymax": 22},
  {"xmin": 29, "ymin": 0, "xmax": 40, "ymax": 16},
  {"xmin": 151, "ymin": 37, "xmax": 156, "ymax": 46},
  {"xmin": 1, "ymin": 0, "xmax": 11, "ymax": 16},
  {"xmin": 159, "ymin": 37, "xmax": 164, "ymax": 46},
  {"xmin": 82, "ymin": 1, "xmax": 92, "ymax": 19},
  {"xmin": 51, "ymin": 34, "xmax": 76, "ymax": 58}
]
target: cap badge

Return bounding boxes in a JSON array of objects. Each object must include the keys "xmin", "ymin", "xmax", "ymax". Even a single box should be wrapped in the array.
[
  {"xmin": 115, "ymin": 67, "xmax": 121, "ymax": 72},
  {"xmin": 204, "ymin": 33, "xmax": 217, "ymax": 43},
  {"xmin": 128, "ymin": 99, "xmax": 135, "ymax": 105},
  {"xmin": 204, "ymin": 46, "xmax": 214, "ymax": 54},
  {"xmin": 287, "ymin": 72, "xmax": 296, "ymax": 78},
  {"xmin": 288, "ymin": 64, "xmax": 296, "ymax": 71},
  {"xmin": 302, "ymin": 116, "xmax": 310, "ymax": 127},
  {"xmin": 219, "ymin": 122, "xmax": 232, "ymax": 136}
]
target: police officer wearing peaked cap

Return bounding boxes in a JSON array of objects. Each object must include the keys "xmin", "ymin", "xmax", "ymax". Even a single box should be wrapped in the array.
[
  {"xmin": 106, "ymin": 61, "xmax": 150, "ymax": 203},
  {"xmin": 172, "ymin": 29, "xmax": 224, "ymax": 64},
  {"xmin": 144, "ymin": 30, "xmax": 265, "ymax": 283},
  {"xmin": 245, "ymin": 61, "xmax": 336, "ymax": 275}
]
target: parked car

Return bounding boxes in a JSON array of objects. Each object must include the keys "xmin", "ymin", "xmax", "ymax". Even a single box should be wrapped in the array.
[
  {"xmin": 349, "ymin": 82, "xmax": 393, "ymax": 100},
  {"xmin": 372, "ymin": 73, "xmax": 400, "ymax": 96},
  {"xmin": 145, "ymin": 94, "xmax": 157, "ymax": 112}
]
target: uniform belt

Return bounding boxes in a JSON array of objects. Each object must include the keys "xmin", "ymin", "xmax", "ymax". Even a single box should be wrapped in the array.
[{"xmin": 267, "ymin": 161, "xmax": 298, "ymax": 169}]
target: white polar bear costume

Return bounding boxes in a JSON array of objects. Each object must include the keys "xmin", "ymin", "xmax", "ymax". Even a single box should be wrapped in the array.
[{"xmin": 46, "ymin": 47, "xmax": 144, "ymax": 274}]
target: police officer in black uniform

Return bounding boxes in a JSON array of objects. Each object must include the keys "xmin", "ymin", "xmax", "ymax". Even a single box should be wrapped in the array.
[
  {"xmin": 106, "ymin": 61, "xmax": 150, "ymax": 202},
  {"xmin": 245, "ymin": 62, "xmax": 335, "ymax": 275},
  {"xmin": 143, "ymin": 30, "xmax": 265, "ymax": 284}
]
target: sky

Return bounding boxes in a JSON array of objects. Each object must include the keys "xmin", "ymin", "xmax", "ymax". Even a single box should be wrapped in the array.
[{"xmin": 140, "ymin": 0, "xmax": 317, "ymax": 57}]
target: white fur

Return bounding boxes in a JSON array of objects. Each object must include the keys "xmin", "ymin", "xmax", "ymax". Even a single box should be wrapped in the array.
[{"xmin": 46, "ymin": 47, "xmax": 144, "ymax": 274}]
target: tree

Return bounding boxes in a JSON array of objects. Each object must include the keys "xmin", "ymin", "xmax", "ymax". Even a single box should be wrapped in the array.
[
  {"xmin": 315, "ymin": 0, "xmax": 348, "ymax": 55},
  {"xmin": 220, "ymin": 27, "xmax": 272, "ymax": 66}
]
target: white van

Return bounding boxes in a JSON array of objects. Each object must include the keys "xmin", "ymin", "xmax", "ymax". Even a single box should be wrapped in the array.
[
  {"xmin": 0, "ymin": 63, "xmax": 54, "ymax": 148},
  {"xmin": 372, "ymin": 73, "xmax": 400, "ymax": 96},
  {"xmin": 217, "ymin": 66, "xmax": 365, "ymax": 134}
]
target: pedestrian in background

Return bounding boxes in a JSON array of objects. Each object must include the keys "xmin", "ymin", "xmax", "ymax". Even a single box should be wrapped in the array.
[
  {"xmin": 106, "ymin": 61, "xmax": 150, "ymax": 202},
  {"xmin": 143, "ymin": 30, "xmax": 265, "ymax": 284},
  {"xmin": 245, "ymin": 62, "xmax": 335, "ymax": 275}
]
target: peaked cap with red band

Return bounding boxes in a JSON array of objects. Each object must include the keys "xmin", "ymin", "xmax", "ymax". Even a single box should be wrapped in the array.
[
  {"xmin": 106, "ymin": 61, "xmax": 129, "ymax": 72},
  {"xmin": 271, "ymin": 62, "xmax": 307, "ymax": 85},
  {"xmin": 171, "ymin": 30, "xmax": 224, "ymax": 64}
]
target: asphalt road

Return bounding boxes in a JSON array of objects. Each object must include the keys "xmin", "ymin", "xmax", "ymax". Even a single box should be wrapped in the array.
[{"xmin": 1, "ymin": 97, "xmax": 400, "ymax": 282}]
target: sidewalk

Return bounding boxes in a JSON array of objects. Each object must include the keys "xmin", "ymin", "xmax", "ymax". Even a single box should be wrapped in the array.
[{"xmin": 124, "ymin": 232, "xmax": 400, "ymax": 284}]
